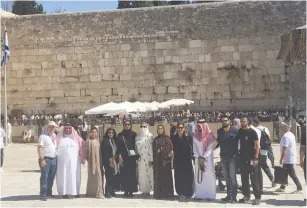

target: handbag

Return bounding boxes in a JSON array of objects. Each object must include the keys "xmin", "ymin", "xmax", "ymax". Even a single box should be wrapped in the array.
[
  {"xmin": 274, "ymin": 166, "xmax": 287, "ymax": 184},
  {"xmin": 122, "ymin": 136, "xmax": 136, "ymax": 156}
]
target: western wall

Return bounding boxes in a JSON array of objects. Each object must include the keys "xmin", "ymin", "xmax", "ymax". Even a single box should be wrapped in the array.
[{"xmin": 2, "ymin": 1, "xmax": 306, "ymax": 114}]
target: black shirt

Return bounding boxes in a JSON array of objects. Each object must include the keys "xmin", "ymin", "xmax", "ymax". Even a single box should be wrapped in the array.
[
  {"xmin": 237, "ymin": 128, "xmax": 258, "ymax": 161},
  {"xmin": 217, "ymin": 126, "xmax": 238, "ymax": 159}
]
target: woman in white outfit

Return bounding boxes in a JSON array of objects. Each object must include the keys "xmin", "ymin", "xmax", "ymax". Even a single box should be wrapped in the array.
[
  {"xmin": 193, "ymin": 122, "xmax": 218, "ymax": 200},
  {"xmin": 135, "ymin": 122, "xmax": 154, "ymax": 197}
]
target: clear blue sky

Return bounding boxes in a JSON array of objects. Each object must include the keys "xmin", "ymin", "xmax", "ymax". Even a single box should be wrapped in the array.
[
  {"xmin": 2, "ymin": 1, "xmax": 118, "ymax": 13},
  {"xmin": 39, "ymin": 1, "xmax": 118, "ymax": 13}
]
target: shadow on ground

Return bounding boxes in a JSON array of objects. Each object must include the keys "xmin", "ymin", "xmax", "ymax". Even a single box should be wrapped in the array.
[
  {"xmin": 264, "ymin": 199, "xmax": 306, "ymax": 206},
  {"xmin": 20, "ymin": 170, "xmax": 40, "ymax": 173},
  {"xmin": 1, "ymin": 195, "xmax": 39, "ymax": 201}
]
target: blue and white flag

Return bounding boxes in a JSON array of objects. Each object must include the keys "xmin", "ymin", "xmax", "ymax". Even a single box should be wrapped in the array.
[{"xmin": 1, "ymin": 31, "xmax": 9, "ymax": 67}]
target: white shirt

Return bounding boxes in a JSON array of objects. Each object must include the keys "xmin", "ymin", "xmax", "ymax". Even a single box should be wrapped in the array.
[
  {"xmin": 256, "ymin": 125, "xmax": 270, "ymax": 155},
  {"xmin": 280, "ymin": 131, "xmax": 297, "ymax": 164},
  {"xmin": 25, "ymin": 129, "xmax": 32, "ymax": 137},
  {"xmin": 250, "ymin": 125, "xmax": 261, "ymax": 141},
  {"xmin": 0, "ymin": 128, "xmax": 5, "ymax": 149},
  {"xmin": 38, "ymin": 133, "xmax": 57, "ymax": 158},
  {"xmin": 7, "ymin": 122, "xmax": 12, "ymax": 135}
]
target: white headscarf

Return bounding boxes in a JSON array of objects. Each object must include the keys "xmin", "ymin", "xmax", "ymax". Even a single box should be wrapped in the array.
[{"xmin": 137, "ymin": 122, "xmax": 150, "ymax": 138}]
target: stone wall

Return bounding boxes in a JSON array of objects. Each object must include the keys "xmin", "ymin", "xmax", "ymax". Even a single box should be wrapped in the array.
[{"xmin": 2, "ymin": 1, "xmax": 306, "ymax": 114}]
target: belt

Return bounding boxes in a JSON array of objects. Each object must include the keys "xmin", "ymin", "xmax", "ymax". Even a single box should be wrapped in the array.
[{"xmin": 44, "ymin": 156, "xmax": 56, "ymax": 160}]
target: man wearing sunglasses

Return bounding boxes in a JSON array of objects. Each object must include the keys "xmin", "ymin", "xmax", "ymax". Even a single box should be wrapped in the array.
[{"xmin": 217, "ymin": 115, "xmax": 239, "ymax": 203}]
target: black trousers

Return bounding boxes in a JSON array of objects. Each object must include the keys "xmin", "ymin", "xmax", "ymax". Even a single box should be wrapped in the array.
[
  {"xmin": 0, "ymin": 148, "xmax": 3, "ymax": 167},
  {"xmin": 304, "ymin": 154, "xmax": 306, "ymax": 181},
  {"xmin": 280, "ymin": 164, "xmax": 302, "ymax": 190},
  {"xmin": 240, "ymin": 160, "xmax": 262, "ymax": 199}
]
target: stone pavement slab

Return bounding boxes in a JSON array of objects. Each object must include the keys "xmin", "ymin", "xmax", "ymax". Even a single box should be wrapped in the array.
[{"xmin": 0, "ymin": 144, "xmax": 305, "ymax": 207}]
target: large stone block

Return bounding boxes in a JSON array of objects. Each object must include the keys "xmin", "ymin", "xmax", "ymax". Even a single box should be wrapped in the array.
[
  {"xmin": 221, "ymin": 46, "xmax": 236, "ymax": 52},
  {"xmin": 189, "ymin": 40, "xmax": 203, "ymax": 48}
]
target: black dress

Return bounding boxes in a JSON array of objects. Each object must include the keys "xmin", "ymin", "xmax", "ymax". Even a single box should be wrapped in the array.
[
  {"xmin": 116, "ymin": 130, "xmax": 138, "ymax": 193},
  {"xmin": 100, "ymin": 137, "xmax": 120, "ymax": 194},
  {"xmin": 153, "ymin": 135, "xmax": 174, "ymax": 199},
  {"xmin": 171, "ymin": 134, "xmax": 194, "ymax": 198}
]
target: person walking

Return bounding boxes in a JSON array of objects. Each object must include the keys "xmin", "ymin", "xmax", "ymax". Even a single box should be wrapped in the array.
[
  {"xmin": 252, "ymin": 117, "xmax": 276, "ymax": 188},
  {"xmin": 237, "ymin": 117, "xmax": 262, "ymax": 205},
  {"xmin": 275, "ymin": 121, "xmax": 303, "ymax": 193}
]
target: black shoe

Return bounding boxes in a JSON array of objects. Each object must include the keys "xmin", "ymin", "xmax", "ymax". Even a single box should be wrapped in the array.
[
  {"xmin": 111, "ymin": 192, "xmax": 116, "ymax": 197},
  {"xmin": 231, "ymin": 199, "xmax": 237, "ymax": 204},
  {"xmin": 128, "ymin": 192, "xmax": 133, "ymax": 197},
  {"xmin": 40, "ymin": 196, "xmax": 47, "ymax": 201},
  {"xmin": 63, "ymin": 195, "xmax": 69, "ymax": 199},
  {"xmin": 221, "ymin": 196, "xmax": 231, "ymax": 202},
  {"xmin": 47, "ymin": 194, "xmax": 54, "ymax": 199},
  {"xmin": 123, "ymin": 192, "xmax": 129, "ymax": 197},
  {"xmin": 238, "ymin": 197, "xmax": 250, "ymax": 203},
  {"xmin": 252, "ymin": 199, "xmax": 260, "ymax": 205},
  {"xmin": 105, "ymin": 193, "xmax": 112, "ymax": 198}
]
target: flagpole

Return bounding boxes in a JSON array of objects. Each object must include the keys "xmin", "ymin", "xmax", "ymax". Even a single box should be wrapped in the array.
[
  {"xmin": 4, "ymin": 56, "xmax": 7, "ymax": 146},
  {"xmin": 3, "ymin": 27, "xmax": 7, "ymax": 146},
  {"xmin": 0, "ymin": 36, "xmax": 2, "ymax": 129}
]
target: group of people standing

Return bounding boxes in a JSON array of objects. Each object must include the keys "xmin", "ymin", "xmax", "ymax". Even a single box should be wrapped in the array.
[{"xmin": 37, "ymin": 116, "xmax": 304, "ymax": 205}]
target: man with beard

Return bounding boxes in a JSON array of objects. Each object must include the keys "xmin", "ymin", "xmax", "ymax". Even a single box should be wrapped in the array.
[
  {"xmin": 237, "ymin": 117, "xmax": 261, "ymax": 205},
  {"xmin": 217, "ymin": 115, "xmax": 239, "ymax": 203},
  {"xmin": 55, "ymin": 125, "xmax": 84, "ymax": 198},
  {"xmin": 116, "ymin": 120, "xmax": 138, "ymax": 197},
  {"xmin": 135, "ymin": 122, "xmax": 154, "ymax": 197}
]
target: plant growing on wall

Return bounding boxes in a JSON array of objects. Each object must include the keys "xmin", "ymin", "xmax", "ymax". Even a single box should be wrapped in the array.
[
  {"xmin": 179, "ymin": 67, "xmax": 196, "ymax": 82},
  {"xmin": 217, "ymin": 64, "xmax": 243, "ymax": 80},
  {"xmin": 25, "ymin": 68, "xmax": 32, "ymax": 74}
]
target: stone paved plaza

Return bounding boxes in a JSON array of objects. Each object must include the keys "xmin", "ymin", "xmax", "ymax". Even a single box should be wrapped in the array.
[{"xmin": 0, "ymin": 143, "xmax": 306, "ymax": 207}]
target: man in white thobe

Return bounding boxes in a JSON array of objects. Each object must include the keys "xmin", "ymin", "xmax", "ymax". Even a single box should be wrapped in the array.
[
  {"xmin": 55, "ymin": 125, "xmax": 84, "ymax": 198},
  {"xmin": 135, "ymin": 122, "xmax": 154, "ymax": 196},
  {"xmin": 7, "ymin": 121, "xmax": 12, "ymax": 145}
]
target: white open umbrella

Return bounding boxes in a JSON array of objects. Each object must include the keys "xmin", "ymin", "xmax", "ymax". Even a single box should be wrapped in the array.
[
  {"xmin": 160, "ymin": 98, "xmax": 194, "ymax": 108},
  {"xmin": 85, "ymin": 102, "xmax": 128, "ymax": 115}
]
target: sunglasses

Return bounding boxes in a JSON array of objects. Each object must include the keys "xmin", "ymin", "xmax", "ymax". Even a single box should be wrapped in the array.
[
  {"xmin": 141, "ymin": 126, "xmax": 146, "ymax": 128},
  {"xmin": 221, "ymin": 120, "xmax": 228, "ymax": 122},
  {"xmin": 178, "ymin": 127, "xmax": 184, "ymax": 129}
]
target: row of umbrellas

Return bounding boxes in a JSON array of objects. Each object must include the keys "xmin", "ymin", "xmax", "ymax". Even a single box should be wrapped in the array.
[{"xmin": 85, "ymin": 99, "xmax": 194, "ymax": 115}]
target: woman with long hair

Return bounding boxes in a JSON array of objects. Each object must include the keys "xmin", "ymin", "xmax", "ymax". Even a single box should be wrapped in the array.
[
  {"xmin": 171, "ymin": 123, "xmax": 194, "ymax": 200},
  {"xmin": 100, "ymin": 127, "xmax": 120, "ymax": 198}
]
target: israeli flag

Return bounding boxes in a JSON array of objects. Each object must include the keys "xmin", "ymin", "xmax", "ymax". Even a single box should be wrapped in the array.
[{"xmin": 1, "ymin": 31, "xmax": 9, "ymax": 67}]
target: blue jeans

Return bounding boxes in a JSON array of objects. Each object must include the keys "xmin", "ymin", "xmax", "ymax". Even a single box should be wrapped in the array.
[
  {"xmin": 40, "ymin": 158, "xmax": 57, "ymax": 197},
  {"xmin": 221, "ymin": 157, "xmax": 237, "ymax": 200}
]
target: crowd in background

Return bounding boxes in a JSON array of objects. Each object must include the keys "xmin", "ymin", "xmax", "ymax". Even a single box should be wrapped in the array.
[{"xmin": 9, "ymin": 109, "xmax": 287, "ymax": 127}]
